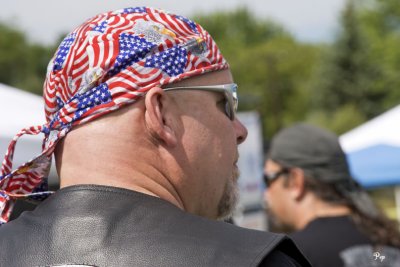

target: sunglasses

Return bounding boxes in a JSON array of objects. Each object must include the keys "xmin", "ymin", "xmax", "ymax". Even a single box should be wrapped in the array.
[
  {"xmin": 263, "ymin": 168, "xmax": 289, "ymax": 187},
  {"xmin": 163, "ymin": 83, "xmax": 238, "ymax": 120}
]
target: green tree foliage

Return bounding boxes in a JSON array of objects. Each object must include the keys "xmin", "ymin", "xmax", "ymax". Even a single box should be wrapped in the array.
[
  {"xmin": 358, "ymin": 0, "xmax": 400, "ymax": 110},
  {"xmin": 194, "ymin": 7, "xmax": 289, "ymax": 48},
  {"xmin": 309, "ymin": 0, "xmax": 380, "ymax": 134},
  {"xmin": 195, "ymin": 8, "xmax": 321, "ymax": 137},
  {"xmin": 309, "ymin": 0, "xmax": 400, "ymax": 134},
  {"xmin": 238, "ymin": 37, "xmax": 321, "ymax": 136},
  {"xmin": 0, "ymin": 22, "xmax": 53, "ymax": 95}
]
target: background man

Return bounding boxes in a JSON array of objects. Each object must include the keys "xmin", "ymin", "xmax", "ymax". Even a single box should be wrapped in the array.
[
  {"xmin": 0, "ymin": 7, "xmax": 309, "ymax": 266},
  {"xmin": 264, "ymin": 123, "xmax": 400, "ymax": 267}
]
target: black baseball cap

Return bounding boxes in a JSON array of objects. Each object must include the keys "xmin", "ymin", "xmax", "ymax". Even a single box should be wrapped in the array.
[
  {"xmin": 269, "ymin": 123, "xmax": 351, "ymax": 183},
  {"xmin": 268, "ymin": 123, "xmax": 379, "ymax": 217}
]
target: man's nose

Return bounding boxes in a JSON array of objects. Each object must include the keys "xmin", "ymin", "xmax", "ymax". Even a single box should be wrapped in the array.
[{"xmin": 233, "ymin": 118, "xmax": 248, "ymax": 145}]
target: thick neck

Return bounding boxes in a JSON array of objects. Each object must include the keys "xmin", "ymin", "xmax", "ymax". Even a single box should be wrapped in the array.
[{"xmin": 55, "ymin": 107, "xmax": 186, "ymax": 214}]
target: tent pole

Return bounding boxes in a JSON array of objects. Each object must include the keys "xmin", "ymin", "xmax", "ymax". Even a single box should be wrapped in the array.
[{"xmin": 395, "ymin": 186, "xmax": 400, "ymax": 224}]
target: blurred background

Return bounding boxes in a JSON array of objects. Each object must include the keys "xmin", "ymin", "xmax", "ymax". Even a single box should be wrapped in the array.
[{"xmin": 1, "ymin": 0, "xmax": 400, "ymax": 228}]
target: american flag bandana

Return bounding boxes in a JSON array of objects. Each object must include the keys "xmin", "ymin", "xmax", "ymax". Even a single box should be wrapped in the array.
[{"xmin": 0, "ymin": 6, "xmax": 228, "ymax": 224}]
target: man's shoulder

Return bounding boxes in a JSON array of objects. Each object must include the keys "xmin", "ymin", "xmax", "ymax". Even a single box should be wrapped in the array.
[
  {"xmin": 1, "ymin": 186, "xmax": 311, "ymax": 266},
  {"xmin": 186, "ymin": 219, "xmax": 310, "ymax": 266}
]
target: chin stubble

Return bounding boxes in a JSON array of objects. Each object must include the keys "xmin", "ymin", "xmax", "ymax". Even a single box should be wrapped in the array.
[{"xmin": 216, "ymin": 168, "xmax": 240, "ymax": 220}]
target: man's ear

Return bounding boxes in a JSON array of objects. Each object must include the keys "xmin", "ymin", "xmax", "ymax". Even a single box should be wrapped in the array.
[
  {"xmin": 287, "ymin": 168, "xmax": 307, "ymax": 201},
  {"xmin": 144, "ymin": 87, "xmax": 177, "ymax": 147}
]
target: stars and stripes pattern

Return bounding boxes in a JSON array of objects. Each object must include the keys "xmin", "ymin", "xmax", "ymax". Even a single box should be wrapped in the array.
[
  {"xmin": 175, "ymin": 15, "xmax": 199, "ymax": 34},
  {"xmin": 145, "ymin": 46, "xmax": 187, "ymax": 76},
  {"xmin": 93, "ymin": 21, "xmax": 108, "ymax": 34},
  {"xmin": 119, "ymin": 7, "xmax": 147, "ymax": 15},
  {"xmin": 109, "ymin": 33, "xmax": 156, "ymax": 76},
  {"xmin": 0, "ymin": 6, "xmax": 228, "ymax": 224},
  {"xmin": 53, "ymin": 33, "xmax": 76, "ymax": 72},
  {"xmin": 73, "ymin": 83, "xmax": 112, "ymax": 120}
]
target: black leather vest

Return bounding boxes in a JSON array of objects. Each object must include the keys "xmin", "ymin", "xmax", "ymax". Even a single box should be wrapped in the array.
[{"xmin": 0, "ymin": 185, "xmax": 308, "ymax": 266}]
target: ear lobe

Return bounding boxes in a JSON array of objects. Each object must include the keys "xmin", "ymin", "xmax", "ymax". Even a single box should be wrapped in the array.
[{"xmin": 144, "ymin": 87, "xmax": 177, "ymax": 147}]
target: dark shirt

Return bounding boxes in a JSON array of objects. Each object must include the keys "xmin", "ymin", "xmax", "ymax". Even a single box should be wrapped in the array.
[{"xmin": 290, "ymin": 216, "xmax": 372, "ymax": 267}]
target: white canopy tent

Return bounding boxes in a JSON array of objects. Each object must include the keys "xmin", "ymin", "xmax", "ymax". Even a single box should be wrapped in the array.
[
  {"xmin": 340, "ymin": 105, "xmax": 400, "ymax": 153},
  {"xmin": 340, "ymin": 104, "xmax": 400, "ymax": 221},
  {"xmin": 1, "ymin": 83, "xmax": 45, "ymax": 137}
]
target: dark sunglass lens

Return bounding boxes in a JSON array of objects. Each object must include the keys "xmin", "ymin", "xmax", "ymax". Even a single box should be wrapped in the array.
[
  {"xmin": 225, "ymin": 101, "xmax": 233, "ymax": 120},
  {"xmin": 263, "ymin": 174, "xmax": 271, "ymax": 187},
  {"xmin": 263, "ymin": 169, "xmax": 287, "ymax": 187}
]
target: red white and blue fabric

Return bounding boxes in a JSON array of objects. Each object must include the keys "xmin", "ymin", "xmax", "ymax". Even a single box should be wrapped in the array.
[{"xmin": 0, "ymin": 6, "xmax": 228, "ymax": 224}]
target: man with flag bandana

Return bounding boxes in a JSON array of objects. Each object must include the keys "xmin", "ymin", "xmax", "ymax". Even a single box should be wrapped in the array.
[{"xmin": 0, "ymin": 7, "xmax": 309, "ymax": 267}]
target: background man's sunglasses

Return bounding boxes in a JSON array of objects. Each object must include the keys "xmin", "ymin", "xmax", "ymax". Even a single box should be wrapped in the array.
[
  {"xmin": 263, "ymin": 168, "xmax": 289, "ymax": 187},
  {"xmin": 164, "ymin": 83, "xmax": 238, "ymax": 120}
]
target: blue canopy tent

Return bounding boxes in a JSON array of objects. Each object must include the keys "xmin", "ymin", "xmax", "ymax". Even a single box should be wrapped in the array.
[
  {"xmin": 345, "ymin": 144, "xmax": 400, "ymax": 188},
  {"xmin": 340, "ymin": 105, "xmax": 400, "ymax": 221}
]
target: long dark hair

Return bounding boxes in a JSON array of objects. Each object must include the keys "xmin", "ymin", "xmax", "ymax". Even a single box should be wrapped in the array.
[{"xmin": 304, "ymin": 176, "xmax": 400, "ymax": 248}]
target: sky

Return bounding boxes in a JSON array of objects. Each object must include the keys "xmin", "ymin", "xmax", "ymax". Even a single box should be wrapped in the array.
[{"xmin": 1, "ymin": 0, "xmax": 347, "ymax": 45}]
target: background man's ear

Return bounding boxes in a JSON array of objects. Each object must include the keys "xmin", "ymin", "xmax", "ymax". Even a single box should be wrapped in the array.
[
  {"xmin": 288, "ymin": 168, "xmax": 307, "ymax": 201},
  {"xmin": 144, "ymin": 87, "xmax": 177, "ymax": 146}
]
